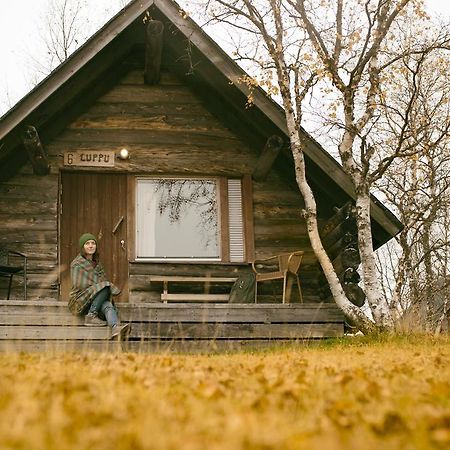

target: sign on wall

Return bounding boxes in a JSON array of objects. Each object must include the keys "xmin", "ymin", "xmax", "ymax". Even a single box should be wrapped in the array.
[{"xmin": 64, "ymin": 151, "xmax": 115, "ymax": 167}]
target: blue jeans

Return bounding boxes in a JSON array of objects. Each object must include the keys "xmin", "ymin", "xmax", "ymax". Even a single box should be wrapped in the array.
[{"xmin": 88, "ymin": 286, "xmax": 120, "ymax": 327}]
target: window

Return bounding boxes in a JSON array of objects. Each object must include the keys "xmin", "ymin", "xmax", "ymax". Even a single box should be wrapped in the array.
[{"xmin": 135, "ymin": 177, "xmax": 250, "ymax": 262}]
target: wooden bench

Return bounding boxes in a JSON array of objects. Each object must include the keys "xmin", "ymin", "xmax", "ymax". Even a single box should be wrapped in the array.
[{"xmin": 148, "ymin": 276, "xmax": 238, "ymax": 302}]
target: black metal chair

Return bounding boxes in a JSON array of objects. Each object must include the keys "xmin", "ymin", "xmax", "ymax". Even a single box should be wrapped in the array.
[{"xmin": 0, "ymin": 245, "xmax": 27, "ymax": 300}]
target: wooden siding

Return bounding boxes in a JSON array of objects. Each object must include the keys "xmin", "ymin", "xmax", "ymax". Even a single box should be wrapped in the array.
[
  {"xmin": 0, "ymin": 172, "xmax": 59, "ymax": 300},
  {"xmin": 0, "ymin": 67, "xmax": 321, "ymax": 303}
]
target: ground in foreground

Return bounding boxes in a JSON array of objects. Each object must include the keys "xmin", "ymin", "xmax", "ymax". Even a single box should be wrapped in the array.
[{"xmin": 0, "ymin": 336, "xmax": 449, "ymax": 449}]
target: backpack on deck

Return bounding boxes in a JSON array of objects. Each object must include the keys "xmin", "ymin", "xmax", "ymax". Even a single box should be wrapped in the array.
[{"xmin": 228, "ymin": 272, "xmax": 256, "ymax": 303}]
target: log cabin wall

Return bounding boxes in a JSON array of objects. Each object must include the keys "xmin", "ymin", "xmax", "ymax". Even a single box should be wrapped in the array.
[
  {"xmin": 0, "ymin": 169, "xmax": 59, "ymax": 300},
  {"xmin": 0, "ymin": 66, "xmax": 321, "ymax": 303}
]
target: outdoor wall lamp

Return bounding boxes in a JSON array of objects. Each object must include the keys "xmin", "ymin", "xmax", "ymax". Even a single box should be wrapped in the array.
[{"xmin": 118, "ymin": 148, "xmax": 130, "ymax": 160}]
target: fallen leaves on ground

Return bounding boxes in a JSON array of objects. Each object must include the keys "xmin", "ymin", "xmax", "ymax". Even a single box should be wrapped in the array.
[{"xmin": 0, "ymin": 336, "xmax": 449, "ymax": 449}]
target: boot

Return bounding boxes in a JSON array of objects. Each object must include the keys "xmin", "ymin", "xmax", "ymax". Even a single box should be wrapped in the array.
[
  {"xmin": 110, "ymin": 323, "xmax": 130, "ymax": 339},
  {"xmin": 85, "ymin": 313, "xmax": 107, "ymax": 327}
]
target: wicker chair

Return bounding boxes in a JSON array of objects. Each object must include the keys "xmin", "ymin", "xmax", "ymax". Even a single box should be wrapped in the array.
[
  {"xmin": 252, "ymin": 251, "xmax": 303, "ymax": 304},
  {"xmin": 0, "ymin": 245, "xmax": 27, "ymax": 300}
]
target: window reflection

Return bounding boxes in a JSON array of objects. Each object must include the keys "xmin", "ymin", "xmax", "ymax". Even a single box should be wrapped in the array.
[{"xmin": 137, "ymin": 179, "xmax": 219, "ymax": 259}]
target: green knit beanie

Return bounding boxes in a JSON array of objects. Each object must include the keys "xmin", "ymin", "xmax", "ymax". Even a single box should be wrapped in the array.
[{"xmin": 79, "ymin": 233, "xmax": 97, "ymax": 250}]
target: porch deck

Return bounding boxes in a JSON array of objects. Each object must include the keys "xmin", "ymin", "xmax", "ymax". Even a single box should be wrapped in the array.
[{"xmin": 0, "ymin": 300, "xmax": 345, "ymax": 352}]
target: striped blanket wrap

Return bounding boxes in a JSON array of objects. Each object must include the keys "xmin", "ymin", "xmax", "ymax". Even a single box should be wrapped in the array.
[{"xmin": 68, "ymin": 254, "xmax": 120, "ymax": 315}]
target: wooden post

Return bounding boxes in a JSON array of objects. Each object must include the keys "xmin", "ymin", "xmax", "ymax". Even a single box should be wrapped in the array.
[
  {"xmin": 22, "ymin": 125, "xmax": 50, "ymax": 175},
  {"xmin": 144, "ymin": 20, "xmax": 164, "ymax": 85},
  {"xmin": 252, "ymin": 135, "xmax": 284, "ymax": 181}
]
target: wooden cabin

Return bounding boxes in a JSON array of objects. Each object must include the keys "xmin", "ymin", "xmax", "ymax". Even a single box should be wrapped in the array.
[{"xmin": 0, "ymin": 0, "xmax": 402, "ymax": 350}]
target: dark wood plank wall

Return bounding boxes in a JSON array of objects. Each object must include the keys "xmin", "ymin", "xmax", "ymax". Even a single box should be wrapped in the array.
[
  {"xmin": 0, "ymin": 68, "xmax": 321, "ymax": 302},
  {"xmin": 0, "ymin": 170, "xmax": 59, "ymax": 300}
]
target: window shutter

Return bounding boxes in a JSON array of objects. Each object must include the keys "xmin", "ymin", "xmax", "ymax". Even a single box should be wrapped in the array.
[{"xmin": 227, "ymin": 179, "xmax": 245, "ymax": 262}]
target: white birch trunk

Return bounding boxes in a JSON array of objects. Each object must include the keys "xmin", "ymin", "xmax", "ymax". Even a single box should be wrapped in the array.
[
  {"xmin": 283, "ymin": 116, "xmax": 377, "ymax": 334},
  {"xmin": 340, "ymin": 108, "xmax": 394, "ymax": 331},
  {"xmin": 271, "ymin": 35, "xmax": 377, "ymax": 334},
  {"xmin": 355, "ymin": 191, "xmax": 394, "ymax": 329}
]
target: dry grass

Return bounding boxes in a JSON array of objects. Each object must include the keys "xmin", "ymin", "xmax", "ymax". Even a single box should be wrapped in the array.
[{"xmin": 1, "ymin": 336, "xmax": 450, "ymax": 450}]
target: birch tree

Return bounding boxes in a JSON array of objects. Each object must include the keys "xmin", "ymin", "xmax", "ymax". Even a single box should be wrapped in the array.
[
  {"xmin": 371, "ymin": 13, "xmax": 450, "ymax": 331},
  {"xmin": 24, "ymin": 0, "xmax": 91, "ymax": 79},
  {"xmin": 378, "ymin": 153, "xmax": 450, "ymax": 332},
  {"xmin": 27, "ymin": 0, "xmax": 130, "ymax": 83},
  {"xmin": 200, "ymin": 0, "xmax": 450, "ymax": 332},
  {"xmin": 377, "ymin": 71, "xmax": 450, "ymax": 330}
]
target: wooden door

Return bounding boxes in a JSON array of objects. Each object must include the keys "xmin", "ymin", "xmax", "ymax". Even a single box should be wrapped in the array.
[{"xmin": 60, "ymin": 172, "xmax": 128, "ymax": 301}]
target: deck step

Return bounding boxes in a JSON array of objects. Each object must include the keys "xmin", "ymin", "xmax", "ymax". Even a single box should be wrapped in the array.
[
  {"xmin": 0, "ymin": 300, "xmax": 345, "ymax": 349},
  {"xmin": 0, "ymin": 314, "xmax": 83, "ymax": 326},
  {"xmin": 0, "ymin": 325, "xmax": 110, "ymax": 340}
]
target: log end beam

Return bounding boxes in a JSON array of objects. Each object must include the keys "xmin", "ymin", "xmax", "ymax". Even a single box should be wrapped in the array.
[
  {"xmin": 318, "ymin": 201, "xmax": 366, "ymax": 308},
  {"xmin": 22, "ymin": 125, "xmax": 50, "ymax": 175},
  {"xmin": 252, "ymin": 135, "xmax": 284, "ymax": 181},
  {"xmin": 144, "ymin": 20, "xmax": 164, "ymax": 85}
]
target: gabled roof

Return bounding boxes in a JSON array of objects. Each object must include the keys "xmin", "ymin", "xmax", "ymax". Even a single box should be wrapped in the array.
[{"xmin": 0, "ymin": 0, "xmax": 402, "ymax": 246}]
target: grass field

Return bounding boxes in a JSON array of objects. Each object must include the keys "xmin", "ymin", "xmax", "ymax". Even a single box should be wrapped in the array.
[{"xmin": 0, "ymin": 336, "xmax": 449, "ymax": 450}]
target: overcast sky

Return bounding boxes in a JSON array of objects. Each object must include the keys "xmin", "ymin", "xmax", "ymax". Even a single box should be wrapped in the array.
[
  {"xmin": 0, "ymin": 0, "xmax": 125, "ymax": 114},
  {"xmin": 1, "ymin": 0, "xmax": 450, "ymax": 115}
]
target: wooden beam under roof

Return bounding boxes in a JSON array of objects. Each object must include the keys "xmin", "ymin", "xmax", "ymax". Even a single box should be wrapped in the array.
[
  {"xmin": 144, "ymin": 20, "xmax": 164, "ymax": 85},
  {"xmin": 252, "ymin": 135, "xmax": 284, "ymax": 181},
  {"xmin": 22, "ymin": 126, "xmax": 50, "ymax": 175}
]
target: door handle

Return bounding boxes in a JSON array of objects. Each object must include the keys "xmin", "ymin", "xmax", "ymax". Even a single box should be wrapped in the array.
[
  {"xmin": 120, "ymin": 239, "xmax": 126, "ymax": 250},
  {"xmin": 112, "ymin": 216, "xmax": 124, "ymax": 234}
]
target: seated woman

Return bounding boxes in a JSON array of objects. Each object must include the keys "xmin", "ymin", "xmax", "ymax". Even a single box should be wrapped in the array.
[{"xmin": 68, "ymin": 233, "xmax": 128, "ymax": 339}]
